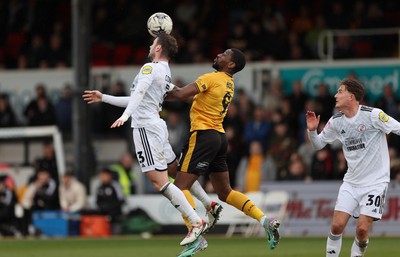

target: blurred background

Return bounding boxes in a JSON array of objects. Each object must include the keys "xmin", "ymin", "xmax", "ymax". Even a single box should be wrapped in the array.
[{"xmin": 0, "ymin": 0, "xmax": 399, "ymax": 239}]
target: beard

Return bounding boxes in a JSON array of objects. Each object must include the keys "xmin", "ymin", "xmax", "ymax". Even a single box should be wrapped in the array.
[{"xmin": 212, "ymin": 62, "xmax": 219, "ymax": 70}]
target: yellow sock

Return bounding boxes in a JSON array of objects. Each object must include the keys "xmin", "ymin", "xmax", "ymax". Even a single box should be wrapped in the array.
[
  {"xmin": 226, "ymin": 190, "xmax": 265, "ymax": 221},
  {"xmin": 182, "ymin": 189, "xmax": 196, "ymax": 229}
]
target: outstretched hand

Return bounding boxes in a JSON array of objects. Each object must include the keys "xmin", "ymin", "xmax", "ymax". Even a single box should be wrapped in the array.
[
  {"xmin": 305, "ymin": 110, "xmax": 320, "ymax": 131},
  {"xmin": 82, "ymin": 90, "xmax": 102, "ymax": 104},
  {"xmin": 111, "ymin": 119, "xmax": 125, "ymax": 128}
]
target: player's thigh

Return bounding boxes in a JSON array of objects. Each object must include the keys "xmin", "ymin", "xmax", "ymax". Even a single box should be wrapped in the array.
[
  {"xmin": 209, "ymin": 132, "xmax": 228, "ymax": 172},
  {"xmin": 133, "ymin": 125, "xmax": 169, "ymax": 172},
  {"xmin": 178, "ymin": 130, "xmax": 221, "ymax": 174},
  {"xmin": 359, "ymin": 182, "xmax": 388, "ymax": 220}
]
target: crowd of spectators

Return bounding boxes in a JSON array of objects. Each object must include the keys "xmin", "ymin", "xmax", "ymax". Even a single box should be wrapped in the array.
[
  {"xmin": 0, "ymin": 0, "xmax": 399, "ymax": 69},
  {"xmin": 2, "ymin": 73, "xmax": 400, "ymax": 189},
  {"xmin": 0, "ymin": 140, "xmax": 141, "ymax": 237}
]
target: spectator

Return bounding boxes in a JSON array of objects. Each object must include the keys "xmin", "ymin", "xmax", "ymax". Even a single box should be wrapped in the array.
[
  {"xmin": 374, "ymin": 83, "xmax": 399, "ymax": 120},
  {"xmin": 264, "ymin": 16, "xmax": 289, "ymax": 60},
  {"xmin": 287, "ymin": 80, "xmax": 308, "ymax": 120},
  {"xmin": 96, "ymin": 168, "xmax": 125, "ymax": 234},
  {"xmin": 267, "ymin": 121, "xmax": 297, "ymax": 180},
  {"xmin": 315, "ymin": 83, "xmax": 336, "ymax": 123},
  {"xmin": 33, "ymin": 142, "xmax": 59, "ymax": 185},
  {"xmin": 286, "ymin": 152, "xmax": 308, "ymax": 181},
  {"xmin": 166, "ymin": 110, "xmax": 189, "ymax": 157},
  {"xmin": 326, "ymin": 1, "xmax": 349, "ymax": 29},
  {"xmin": 246, "ymin": 19, "xmax": 267, "ymax": 61},
  {"xmin": 20, "ymin": 34, "xmax": 48, "ymax": 68},
  {"xmin": 55, "ymin": 84, "xmax": 72, "ymax": 134},
  {"xmin": 236, "ymin": 141, "xmax": 266, "ymax": 192},
  {"xmin": 23, "ymin": 84, "xmax": 56, "ymax": 126},
  {"xmin": 110, "ymin": 152, "xmax": 138, "ymax": 196},
  {"xmin": 236, "ymin": 88, "xmax": 254, "ymax": 124},
  {"xmin": 0, "ymin": 175, "xmax": 19, "ymax": 236},
  {"xmin": 0, "ymin": 93, "xmax": 17, "ymax": 127},
  {"xmin": 262, "ymin": 77, "xmax": 284, "ymax": 114},
  {"xmin": 298, "ymin": 129, "xmax": 317, "ymax": 177},
  {"xmin": 22, "ymin": 169, "xmax": 59, "ymax": 211},
  {"xmin": 310, "ymin": 147, "xmax": 334, "ymax": 180},
  {"xmin": 59, "ymin": 171, "xmax": 87, "ymax": 212},
  {"xmin": 292, "ymin": 5, "xmax": 313, "ymax": 36},
  {"xmin": 102, "ymin": 80, "xmax": 128, "ymax": 137},
  {"xmin": 333, "ymin": 149, "xmax": 347, "ymax": 180},
  {"xmin": 21, "ymin": 169, "xmax": 59, "ymax": 236},
  {"xmin": 243, "ymin": 105, "xmax": 272, "ymax": 152},
  {"xmin": 333, "ymin": 33, "xmax": 354, "ymax": 59},
  {"xmin": 226, "ymin": 21, "xmax": 247, "ymax": 52},
  {"xmin": 46, "ymin": 34, "xmax": 68, "ymax": 68},
  {"xmin": 304, "ymin": 15, "xmax": 327, "ymax": 58}
]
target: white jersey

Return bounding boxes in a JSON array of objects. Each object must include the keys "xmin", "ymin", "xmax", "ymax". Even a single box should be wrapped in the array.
[
  {"xmin": 308, "ymin": 105, "xmax": 400, "ymax": 187},
  {"xmin": 126, "ymin": 61, "xmax": 173, "ymax": 128}
]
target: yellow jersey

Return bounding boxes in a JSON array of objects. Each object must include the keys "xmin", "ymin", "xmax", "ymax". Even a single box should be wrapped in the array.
[{"xmin": 190, "ymin": 71, "xmax": 234, "ymax": 133}]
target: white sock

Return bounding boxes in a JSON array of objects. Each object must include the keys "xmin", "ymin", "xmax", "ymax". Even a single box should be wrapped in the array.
[
  {"xmin": 160, "ymin": 182, "xmax": 202, "ymax": 225},
  {"xmin": 190, "ymin": 180, "xmax": 212, "ymax": 210},
  {"xmin": 351, "ymin": 238, "xmax": 368, "ymax": 257},
  {"xmin": 326, "ymin": 231, "xmax": 342, "ymax": 257}
]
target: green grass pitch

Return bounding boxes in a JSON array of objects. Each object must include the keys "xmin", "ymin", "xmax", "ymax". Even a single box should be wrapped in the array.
[{"xmin": 0, "ymin": 236, "xmax": 398, "ymax": 257}]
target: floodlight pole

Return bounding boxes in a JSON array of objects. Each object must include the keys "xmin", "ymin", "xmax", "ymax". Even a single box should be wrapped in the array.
[{"xmin": 72, "ymin": 0, "xmax": 95, "ymax": 190}]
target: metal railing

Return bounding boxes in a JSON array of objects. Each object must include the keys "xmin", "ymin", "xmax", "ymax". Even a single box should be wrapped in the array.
[{"xmin": 318, "ymin": 27, "xmax": 400, "ymax": 61}]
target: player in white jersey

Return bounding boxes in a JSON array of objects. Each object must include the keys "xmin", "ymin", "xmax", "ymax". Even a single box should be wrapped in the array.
[
  {"xmin": 306, "ymin": 78, "xmax": 400, "ymax": 257},
  {"xmin": 84, "ymin": 33, "xmax": 207, "ymax": 246}
]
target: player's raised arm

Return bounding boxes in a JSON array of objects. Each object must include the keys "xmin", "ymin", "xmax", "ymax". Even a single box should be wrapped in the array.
[
  {"xmin": 82, "ymin": 90, "xmax": 130, "ymax": 107},
  {"xmin": 165, "ymin": 82, "xmax": 198, "ymax": 103},
  {"xmin": 305, "ymin": 110, "xmax": 320, "ymax": 131}
]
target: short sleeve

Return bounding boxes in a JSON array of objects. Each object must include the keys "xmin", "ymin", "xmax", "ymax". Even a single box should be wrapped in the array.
[{"xmin": 194, "ymin": 73, "xmax": 212, "ymax": 93}]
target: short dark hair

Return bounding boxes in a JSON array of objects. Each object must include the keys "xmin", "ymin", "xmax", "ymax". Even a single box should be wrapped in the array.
[
  {"xmin": 157, "ymin": 33, "xmax": 178, "ymax": 59},
  {"xmin": 340, "ymin": 78, "xmax": 365, "ymax": 102},
  {"xmin": 100, "ymin": 167, "xmax": 113, "ymax": 175},
  {"xmin": 230, "ymin": 48, "xmax": 246, "ymax": 74}
]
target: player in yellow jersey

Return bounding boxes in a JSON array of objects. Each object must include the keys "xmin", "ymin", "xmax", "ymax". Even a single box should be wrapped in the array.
[{"xmin": 167, "ymin": 48, "xmax": 280, "ymax": 257}]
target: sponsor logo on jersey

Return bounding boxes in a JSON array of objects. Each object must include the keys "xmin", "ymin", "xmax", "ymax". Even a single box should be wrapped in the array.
[
  {"xmin": 379, "ymin": 111, "xmax": 389, "ymax": 122},
  {"xmin": 142, "ymin": 65, "xmax": 153, "ymax": 75},
  {"xmin": 344, "ymin": 137, "xmax": 365, "ymax": 151}
]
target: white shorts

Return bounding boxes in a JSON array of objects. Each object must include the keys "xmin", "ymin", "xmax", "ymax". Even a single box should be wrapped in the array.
[
  {"xmin": 132, "ymin": 119, "xmax": 176, "ymax": 172},
  {"xmin": 335, "ymin": 181, "xmax": 389, "ymax": 220}
]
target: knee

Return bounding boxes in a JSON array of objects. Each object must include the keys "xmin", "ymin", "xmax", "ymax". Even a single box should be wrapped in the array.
[
  {"xmin": 331, "ymin": 221, "xmax": 345, "ymax": 235},
  {"xmin": 356, "ymin": 224, "xmax": 369, "ymax": 239}
]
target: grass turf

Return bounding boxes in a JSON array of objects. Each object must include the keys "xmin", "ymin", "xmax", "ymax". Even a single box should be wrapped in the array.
[{"xmin": 0, "ymin": 236, "xmax": 398, "ymax": 257}]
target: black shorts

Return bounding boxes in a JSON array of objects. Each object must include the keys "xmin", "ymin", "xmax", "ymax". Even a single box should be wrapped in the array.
[{"xmin": 178, "ymin": 129, "xmax": 228, "ymax": 174}]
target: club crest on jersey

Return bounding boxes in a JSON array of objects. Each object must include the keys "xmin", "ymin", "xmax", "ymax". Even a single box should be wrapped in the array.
[
  {"xmin": 378, "ymin": 111, "xmax": 389, "ymax": 122},
  {"xmin": 142, "ymin": 65, "xmax": 153, "ymax": 75},
  {"xmin": 358, "ymin": 124, "xmax": 366, "ymax": 132}
]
